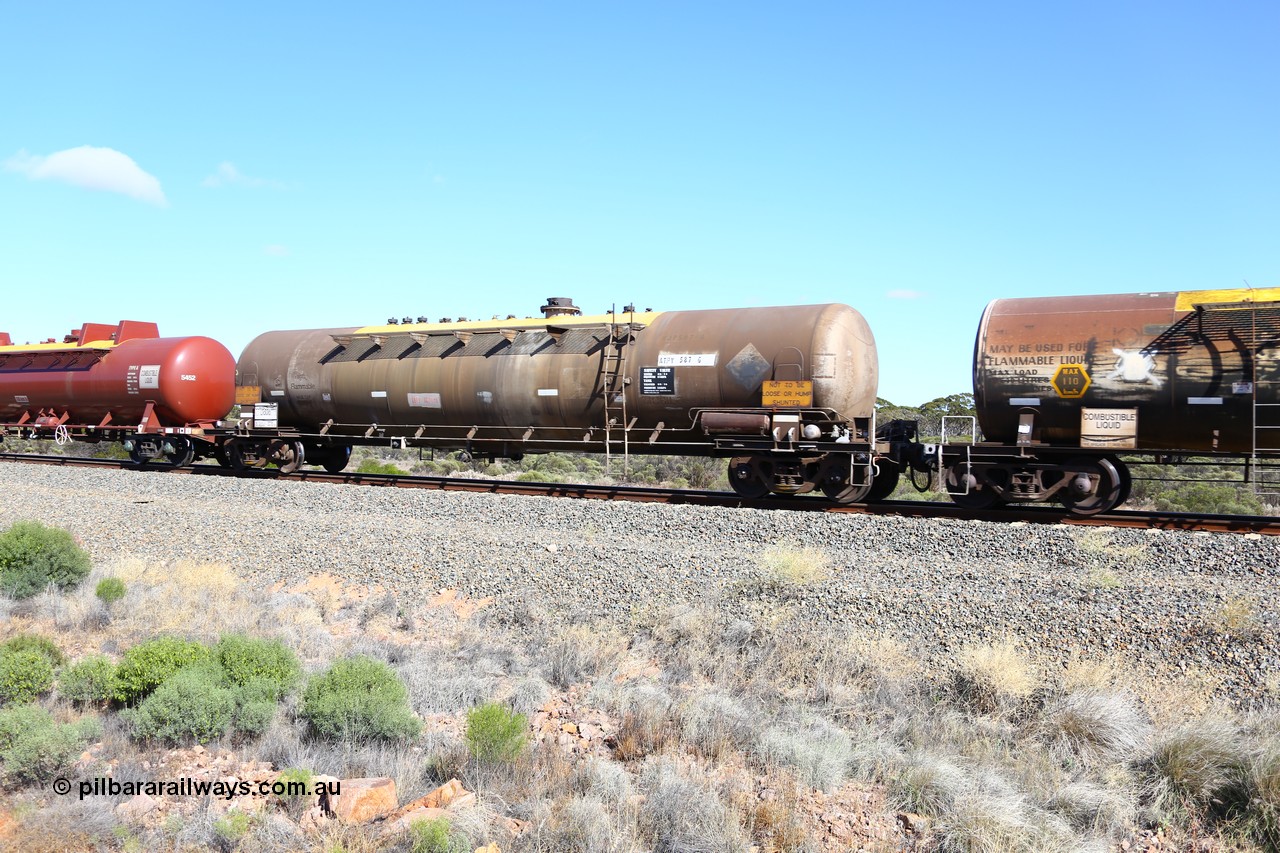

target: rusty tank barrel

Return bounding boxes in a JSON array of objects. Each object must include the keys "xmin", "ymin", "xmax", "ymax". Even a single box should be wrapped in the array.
[
  {"xmin": 236, "ymin": 302, "xmax": 877, "ymax": 451},
  {"xmin": 974, "ymin": 287, "xmax": 1280, "ymax": 453}
]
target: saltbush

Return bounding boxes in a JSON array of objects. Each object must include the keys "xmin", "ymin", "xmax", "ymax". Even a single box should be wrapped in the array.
[
  {"xmin": 0, "ymin": 521, "xmax": 92, "ymax": 599},
  {"xmin": 0, "ymin": 649, "xmax": 55, "ymax": 704},
  {"xmin": 130, "ymin": 666, "xmax": 235, "ymax": 744},
  {"xmin": 215, "ymin": 635, "xmax": 301, "ymax": 699},
  {"xmin": 0, "ymin": 634, "xmax": 65, "ymax": 667},
  {"xmin": 59, "ymin": 655, "xmax": 117, "ymax": 706},
  {"xmin": 410, "ymin": 816, "xmax": 469, "ymax": 853},
  {"xmin": 232, "ymin": 695, "xmax": 277, "ymax": 738},
  {"xmin": 464, "ymin": 702, "xmax": 529, "ymax": 763},
  {"xmin": 113, "ymin": 637, "xmax": 211, "ymax": 703},
  {"xmin": 301, "ymin": 656, "xmax": 421, "ymax": 742},
  {"xmin": 0, "ymin": 704, "xmax": 100, "ymax": 783},
  {"xmin": 94, "ymin": 576, "xmax": 126, "ymax": 605}
]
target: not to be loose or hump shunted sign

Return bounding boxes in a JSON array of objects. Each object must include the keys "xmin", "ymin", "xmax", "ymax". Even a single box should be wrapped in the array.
[{"xmin": 1080, "ymin": 407, "xmax": 1137, "ymax": 448}]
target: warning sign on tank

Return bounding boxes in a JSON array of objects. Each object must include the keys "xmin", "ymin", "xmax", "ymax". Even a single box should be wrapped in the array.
[
  {"xmin": 641, "ymin": 367, "xmax": 675, "ymax": 395},
  {"xmin": 1080, "ymin": 408, "xmax": 1137, "ymax": 448},
  {"xmin": 1050, "ymin": 364, "xmax": 1091, "ymax": 398},
  {"xmin": 252, "ymin": 403, "xmax": 279, "ymax": 429},
  {"xmin": 762, "ymin": 380, "xmax": 813, "ymax": 407}
]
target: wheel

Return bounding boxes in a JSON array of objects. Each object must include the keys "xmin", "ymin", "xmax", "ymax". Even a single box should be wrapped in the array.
[
  {"xmin": 128, "ymin": 443, "xmax": 151, "ymax": 467},
  {"xmin": 266, "ymin": 439, "xmax": 306, "ymax": 474},
  {"xmin": 816, "ymin": 455, "xmax": 874, "ymax": 504},
  {"xmin": 821, "ymin": 479, "xmax": 872, "ymax": 504},
  {"xmin": 1107, "ymin": 456, "xmax": 1133, "ymax": 508},
  {"xmin": 727, "ymin": 457, "xmax": 770, "ymax": 499},
  {"xmin": 865, "ymin": 459, "xmax": 901, "ymax": 503},
  {"xmin": 1059, "ymin": 456, "xmax": 1124, "ymax": 516},
  {"xmin": 320, "ymin": 445, "xmax": 352, "ymax": 474},
  {"xmin": 945, "ymin": 466, "xmax": 1002, "ymax": 510},
  {"xmin": 163, "ymin": 436, "xmax": 195, "ymax": 469},
  {"xmin": 213, "ymin": 442, "xmax": 232, "ymax": 469}
]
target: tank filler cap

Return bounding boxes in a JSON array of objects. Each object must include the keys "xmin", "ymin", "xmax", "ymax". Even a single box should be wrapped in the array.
[{"xmin": 541, "ymin": 297, "xmax": 581, "ymax": 318}]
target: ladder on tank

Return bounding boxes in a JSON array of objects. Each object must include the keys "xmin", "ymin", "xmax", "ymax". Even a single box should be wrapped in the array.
[
  {"xmin": 1251, "ymin": 362, "xmax": 1280, "ymax": 494},
  {"xmin": 601, "ymin": 311, "xmax": 633, "ymax": 478},
  {"xmin": 1241, "ymin": 301, "xmax": 1280, "ymax": 494}
]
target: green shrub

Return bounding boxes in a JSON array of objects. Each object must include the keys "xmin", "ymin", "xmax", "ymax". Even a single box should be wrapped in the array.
[
  {"xmin": 59, "ymin": 655, "xmax": 117, "ymax": 706},
  {"xmin": 94, "ymin": 577, "xmax": 126, "ymax": 605},
  {"xmin": 0, "ymin": 649, "xmax": 55, "ymax": 704},
  {"xmin": 514, "ymin": 470, "xmax": 553, "ymax": 483},
  {"xmin": 213, "ymin": 809, "xmax": 251, "ymax": 844},
  {"xmin": 464, "ymin": 702, "xmax": 528, "ymax": 763},
  {"xmin": 0, "ymin": 634, "xmax": 65, "ymax": 667},
  {"xmin": 410, "ymin": 816, "xmax": 469, "ymax": 853},
  {"xmin": 0, "ymin": 521, "xmax": 92, "ymax": 599},
  {"xmin": 130, "ymin": 666, "xmax": 235, "ymax": 744},
  {"xmin": 113, "ymin": 637, "xmax": 211, "ymax": 703},
  {"xmin": 301, "ymin": 656, "xmax": 421, "ymax": 742},
  {"xmin": 232, "ymin": 696, "xmax": 276, "ymax": 738},
  {"xmin": 215, "ymin": 635, "xmax": 301, "ymax": 699},
  {"xmin": 0, "ymin": 704, "xmax": 100, "ymax": 783},
  {"xmin": 356, "ymin": 459, "xmax": 403, "ymax": 475}
]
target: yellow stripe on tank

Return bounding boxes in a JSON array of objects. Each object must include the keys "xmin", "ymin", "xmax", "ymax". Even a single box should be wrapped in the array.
[
  {"xmin": 0, "ymin": 339, "xmax": 118, "ymax": 354},
  {"xmin": 1175, "ymin": 288, "xmax": 1280, "ymax": 312}
]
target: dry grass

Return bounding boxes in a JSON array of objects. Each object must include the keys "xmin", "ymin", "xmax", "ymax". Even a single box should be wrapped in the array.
[
  {"xmin": 546, "ymin": 624, "xmax": 628, "ymax": 688},
  {"xmin": 1142, "ymin": 715, "xmax": 1248, "ymax": 822},
  {"xmin": 1211, "ymin": 595, "xmax": 1261, "ymax": 637},
  {"xmin": 953, "ymin": 641, "xmax": 1038, "ymax": 715},
  {"xmin": 1040, "ymin": 688, "xmax": 1150, "ymax": 764},
  {"xmin": 747, "ymin": 537, "xmax": 829, "ymax": 584}
]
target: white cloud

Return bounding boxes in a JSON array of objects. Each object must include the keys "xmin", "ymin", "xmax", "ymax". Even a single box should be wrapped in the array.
[
  {"xmin": 203, "ymin": 161, "xmax": 285, "ymax": 189},
  {"xmin": 263, "ymin": 244, "xmax": 290, "ymax": 257},
  {"xmin": 4, "ymin": 146, "xmax": 168, "ymax": 207},
  {"xmin": 886, "ymin": 289, "xmax": 924, "ymax": 300}
]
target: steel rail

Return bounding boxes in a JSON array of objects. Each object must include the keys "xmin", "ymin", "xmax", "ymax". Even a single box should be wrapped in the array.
[{"xmin": 2, "ymin": 452, "xmax": 1278, "ymax": 535}]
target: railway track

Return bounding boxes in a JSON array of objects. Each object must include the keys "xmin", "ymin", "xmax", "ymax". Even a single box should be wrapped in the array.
[{"xmin": 3, "ymin": 451, "xmax": 1278, "ymax": 536}]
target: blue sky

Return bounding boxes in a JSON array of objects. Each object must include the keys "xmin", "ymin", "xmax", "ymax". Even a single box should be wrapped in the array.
[{"xmin": 2, "ymin": 2, "xmax": 1276, "ymax": 405}]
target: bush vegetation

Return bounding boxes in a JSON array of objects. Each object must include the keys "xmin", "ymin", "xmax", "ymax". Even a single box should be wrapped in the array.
[
  {"xmin": 58, "ymin": 654, "xmax": 117, "ymax": 706},
  {"xmin": 94, "ymin": 576, "xmax": 126, "ymax": 605},
  {"xmin": 301, "ymin": 656, "xmax": 421, "ymax": 742},
  {"xmin": 464, "ymin": 702, "xmax": 529, "ymax": 764},
  {"xmin": 0, "ymin": 520, "xmax": 92, "ymax": 598},
  {"xmin": 0, "ymin": 649, "xmax": 55, "ymax": 705},
  {"xmin": 215, "ymin": 634, "xmax": 301, "ymax": 699},
  {"xmin": 409, "ymin": 816, "xmax": 469, "ymax": 853},
  {"xmin": 0, "ymin": 704, "xmax": 99, "ymax": 783},
  {"xmin": 129, "ymin": 665, "xmax": 237, "ymax": 744},
  {"xmin": 0, "ymin": 634, "xmax": 65, "ymax": 667},
  {"xmin": 113, "ymin": 637, "xmax": 211, "ymax": 704}
]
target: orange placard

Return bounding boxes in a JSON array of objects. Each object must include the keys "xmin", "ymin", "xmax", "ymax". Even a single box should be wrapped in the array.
[
  {"xmin": 234, "ymin": 385, "xmax": 262, "ymax": 405},
  {"xmin": 762, "ymin": 380, "xmax": 813, "ymax": 407}
]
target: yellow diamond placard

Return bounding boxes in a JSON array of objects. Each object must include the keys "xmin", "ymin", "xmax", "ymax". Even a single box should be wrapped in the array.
[{"xmin": 1051, "ymin": 364, "xmax": 1091, "ymax": 399}]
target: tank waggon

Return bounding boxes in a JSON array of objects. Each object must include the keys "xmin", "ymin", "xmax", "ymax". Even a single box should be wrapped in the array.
[
  {"xmin": 233, "ymin": 299, "xmax": 886, "ymax": 500},
  {"xmin": 918, "ymin": 287, "xmax": 1280, "ymax": 515},
  {"xmin": 0, "ymin": 321, "xmax": 237, "ymax": 466}
]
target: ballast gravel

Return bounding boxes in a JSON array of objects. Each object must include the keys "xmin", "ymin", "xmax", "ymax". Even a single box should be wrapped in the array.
[{"xmin": 0, "ymin": 462, "xmax": 1276, "ymax": 704}]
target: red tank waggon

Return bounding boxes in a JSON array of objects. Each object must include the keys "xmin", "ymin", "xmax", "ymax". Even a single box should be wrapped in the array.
[{"xmin": 0, "ymin": 321, "xmax": 236, "ymax": 465}]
